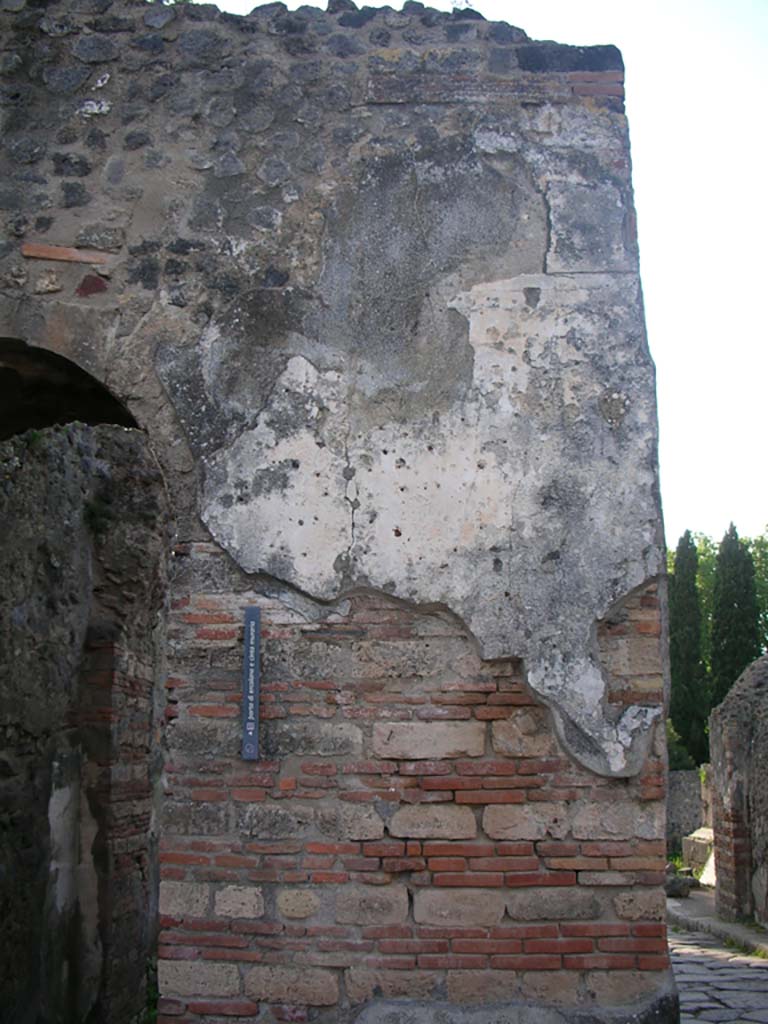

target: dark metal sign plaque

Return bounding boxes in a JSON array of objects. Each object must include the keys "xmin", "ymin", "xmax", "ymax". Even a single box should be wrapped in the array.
[{"xmin": 241, "ymin": 607, "xmax": 260, "ymax": 760}]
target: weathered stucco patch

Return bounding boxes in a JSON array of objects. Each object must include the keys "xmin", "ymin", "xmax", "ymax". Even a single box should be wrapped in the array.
[
  {"xmin": 135, "ymin": 74, "xmax": 661, "ymax": 779},
  {"xmin": 200, "ymin": 258, "xmax": 662, "ymax": 775}
]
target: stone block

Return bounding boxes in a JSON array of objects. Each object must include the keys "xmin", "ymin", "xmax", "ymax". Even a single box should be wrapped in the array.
[
  {"xmin": 346, "ymin": 967, "xmax": 435, "ymax": 1003},
  {"xmin": 613, "ymin": 890, "xmax": 666, "ymax": 921},
  {"xmin": 519, "ymin": 971, "xmax": 581, "ymax": 1005},
  {"xmin": 505, "ymin": 888, "xmax": 601, "ymax": 921},
  {"xmin": 389, "ymin": 804, "xmax": 476, "ymax": 839},
  {"xmin": 214, "ymin": 885, "xmax": 264, "ymax": 919},
  {"xmin": 547, "ymin": 181, "xmax": 634, "ymax": 273},
  {"xmin": 413, "ymin": 889, "xmax": 504, "ymax": 927},
  {"xmin": 447, "ymin": 970, "xmax": 520, "ymax": 1003},
  {"xmin": 491, "ymin": 709, "xmax": 557, "ymax": 757},
  {"xmin": 371, "ymin": 721, "xmax": 485, "ymax": 759},
  {"xmin": 159, "ymin": 880, "xmax": 209, "ymax": 918},
  {"xmin": 335, "ymin": 883, "xmax": 408, "ymax": 925},
  {"xmin": 578, "ymin": 871, "xmax": 632, "ymax": 886},
  {"xmin": 667, "ymin": 769, "xmax": 705, "ymax": 845},
  {"xmin": 162, "ymin": 797, "xmax": 229, "ymax": 836},
  {"xmin": 338, "ymin": 804, "xmax": 385, "ymax": 840},
  {"xmin": 235, "ymin": 802, "xmax": 317, "ymax": 839},
  {"xmin": 244, "ymin": 965, "xmax": 338, "ymax": 1006},
  {"xmin": 171, "ymin": 716, "xmax": 239, "ymax": 760},
  {"xmin": 262, "ymin": 720, "xmax": 362, "ymax": 758},
  {"xmin": 682, "ymin": 826, "xmax": 713, "ymax": 871},
  {"xmin": 277, "ymin": 889, "xmax": 321, "ymax": 919},
  {"xmin": 570, "ymin": 801, "xmax": 663, "ymax": 841},
  {"xmin": 585, "ymin": 970, "xmax": 663, "ymax": 1005},
  {"xmin": 159, "ymin": 960, "xmax": 239, "ymax": 998},
  {"xmin": 483, "ymin": 801, "xmax": 569, "ymax": 840}
]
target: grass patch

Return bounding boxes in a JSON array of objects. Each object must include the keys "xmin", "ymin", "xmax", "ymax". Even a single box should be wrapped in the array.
[{"xmin": 723, "ymin": 934, "xmax": 768, "ymax": 959}]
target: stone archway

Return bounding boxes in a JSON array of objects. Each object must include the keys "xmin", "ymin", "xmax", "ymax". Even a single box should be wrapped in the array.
[
  {"xmin": 0, "ymin": 341, "xmax": 169, "ymax": 1024},
  {"xmin": 0, "ymin": 336, "xmax": 138, "ymax": 440}
]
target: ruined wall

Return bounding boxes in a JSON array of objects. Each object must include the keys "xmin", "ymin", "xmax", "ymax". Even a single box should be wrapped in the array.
[
  {"xmin": 0, "ymin": 1, "xmax": 674, "ymax": 1021},
  {"xmin": 667, "ymin": 770, "xmax": 708, "ymax": 848},
  {"xmin": 159, "ymin": 564, "xmax": 672, "ymax": 1024},
  {"xmin": 0, "ymin": 424, "xmax": 169, "ymax": 1024},
  {"xmin": 710, "ymin": 656, "xmax": 768, "ymax": 926}
]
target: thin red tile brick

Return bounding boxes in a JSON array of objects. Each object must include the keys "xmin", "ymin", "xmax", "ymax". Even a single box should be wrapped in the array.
[
  {"xmin": 469, "ymin": 857, "xmax": 539, "ymax": 872},
  {"xmin": 418, "ymin": 954, "xmax": 488, "ymax": 969},
  {"xmin": 434, "ymin": 872, "xmax": 504, "ymax": 887},
  {"xmin": 456, "ymin": 791, "xmax": 525, "ymax": 805},
  {"xmin": 506, "ymin": 870, "xmax": 577, "ymax": 887},
  {"xmin": 638, "ymin": 954, "xmax": 670, "ymax": 970},
  {"xmin": 524, "ymin": 938, "xmax": 593, "ymax": 954},
  {"xmin": 452, "ymin": 939, "xmax": 523, "ymax": 954},
  {"xmin": 598, "ymin": 937, "xmax": 668, "ymax": 953},
  {"xmin": 427, "ymin": 857, "xmax": 467, "ymax": 872},
  {"xmin": 423, "ymin": 842, "xmax": 495, "ymax": 858},
  {"xmin": 563, "ymin": 954, "xmax": 635, "ymax": 970},
  {"xmin": 382, "ymin": 857, "xmax": 426, "ymax": 872},
  {"xmin": 379, "ymin": 939, "xmax": 449, "ymax": 954},
  {"xmin": 490, "ymin": 954, "xmax": 561, "ymax": 970},
  {"xmin": 305, "ymin": 842, "xmax": 359, "ymax": 855},
  {"xmin": 561, "ymin": 923, "xmax": 630, "ymax": 938}
]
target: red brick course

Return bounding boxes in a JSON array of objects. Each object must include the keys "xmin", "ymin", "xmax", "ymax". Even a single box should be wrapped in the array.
[{"xmin": 159, "ymin": 570, "xmax": 668, "ymax": 1016}]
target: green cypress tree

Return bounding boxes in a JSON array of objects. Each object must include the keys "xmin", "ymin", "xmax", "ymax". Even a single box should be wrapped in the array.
[
  {"xmin": 710, "ymin": 523, "xmax": 761, "ymax": 707},
  {"xmin": 747, "ymin": 529, "xmax": 768, "ymax": 654},
  {"xmin": 668, "ymin": 530, "xmax": 709, "ymax": 763},
  {"xmin": 693, "ymin": 532, "xmax": 718, "ymax": 670}
]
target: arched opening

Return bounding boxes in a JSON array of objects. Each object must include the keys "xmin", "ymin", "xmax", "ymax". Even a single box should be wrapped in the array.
[
  {"xmin": 0, "ymin": 343, "xmax": 168, "ymax": 1024},
  {"xmin": 0, "ymin": 337, "xmax": 137, "ymax": 441}
]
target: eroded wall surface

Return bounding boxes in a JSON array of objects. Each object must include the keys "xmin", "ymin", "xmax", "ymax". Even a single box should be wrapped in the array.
[
  {"xmin": 0, "ymin": 1, "xmax": 673, "ymax": 1022},
  {"xmin": 0, "ymin": 424, "xmax": 168, "ymax": 1024},
  {"xmin": 160, "ymin": 563, "xmax": 674, "ymax": 1024},
  {"xmin": 667, "ymin": 770, "xmax": 708, "ymax": 848},
  {"xmin": 710, "ymin": 656, "xmax": 768, "ymax": 927}
]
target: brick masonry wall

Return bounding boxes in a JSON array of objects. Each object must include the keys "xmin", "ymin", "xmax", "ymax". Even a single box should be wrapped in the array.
[
  {"xmin": 79, "ymin": 626, "xmax": 165, "ymax": 1021},
  {"xmin": 158, "ymin": 547, "xmax": 669, "ymax": 1021},
  {"xmin": 0, "ymin": 2, "xmax": 672, "ymax": 1018}
]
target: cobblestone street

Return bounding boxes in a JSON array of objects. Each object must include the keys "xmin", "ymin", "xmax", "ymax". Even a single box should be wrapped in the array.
[{"xmin": 671, "ymin": 929, "xmax": 768, "ymax": 1023}]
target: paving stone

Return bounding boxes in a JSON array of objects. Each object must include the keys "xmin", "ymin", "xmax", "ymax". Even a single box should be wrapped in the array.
[
  {"xmin": 681, "ymin": 998, "xmax": 727, "ymax": 1011},
  {"xmin": 718, "ymin": 994, "xmax": 768, "ymax": 1010},
  {"xmin": 698, "ymin": 1012, "xmax": 745, "ymax": 1022},
  {"xmin": 670, "ymin": 927, "xmax": 768, "ymax": 1022},
  {"xmin": 711, "ymin": 981, "xmax": 768, "ymax": 990}
]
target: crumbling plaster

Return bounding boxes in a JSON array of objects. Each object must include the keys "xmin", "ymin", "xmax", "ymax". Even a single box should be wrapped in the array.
[
  {"xmin": 0, "ymin": 0, "xmax": 665, "ymax": 778},
  {"xmin": 189, "ymin": 131, "xmax": 663, "ymax": 778}
]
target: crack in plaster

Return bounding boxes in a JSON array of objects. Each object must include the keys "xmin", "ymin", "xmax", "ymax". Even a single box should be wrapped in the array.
[{"xmin": 200, "ymin": 269, "xmax": 662, "ymax": 776}]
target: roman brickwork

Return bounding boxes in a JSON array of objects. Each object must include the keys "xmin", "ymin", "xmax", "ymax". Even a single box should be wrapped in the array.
[
  {"xmin": 0, "ymin": 1, "xmax": 675, "ymax": 1021},
  {"xmin": 157, "ymin": 563, "xmax": 672, "ymax": 1023}
]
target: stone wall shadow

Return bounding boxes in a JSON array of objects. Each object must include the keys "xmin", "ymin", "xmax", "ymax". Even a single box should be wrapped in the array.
[{"xmin": 0, "ymin": 346, "xmax": 170, "ymax": 1023}]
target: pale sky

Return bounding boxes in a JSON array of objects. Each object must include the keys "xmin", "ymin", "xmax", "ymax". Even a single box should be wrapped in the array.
[{"xmin": 206, "ymin": 0, "xmax": 768, "ymax": 545}]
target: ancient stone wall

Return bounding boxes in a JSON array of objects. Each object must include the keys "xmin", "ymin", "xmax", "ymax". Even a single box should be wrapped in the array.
[
  {"xmin": 667, "ymin": 770, "xmax": 708, "ymax": 848},
  {"xmin": 0, "ymin": 424, "xmax": 169, "ymax": 1024},
  {"xmin": 159, "ymin": 563, "xmax": 672, "ymax": 1023},
  {"xmin": 0, "ymin": 1, "xmax": 674, "ymax": 1021},
  {"xmin": 710, "ymin": 656, "xmax": 768, "ymax": 926}
]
